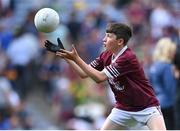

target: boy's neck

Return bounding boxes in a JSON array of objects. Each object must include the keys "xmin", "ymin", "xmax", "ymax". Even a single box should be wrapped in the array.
[
  {"xmin": 111, "ymin": 45, "xmax": 128, "ymax": 63},
  {"xmin": 113, "ymin": 45, "xmax": 125, "ymax": 56}
]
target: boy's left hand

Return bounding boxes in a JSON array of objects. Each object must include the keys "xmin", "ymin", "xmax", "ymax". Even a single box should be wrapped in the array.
[
  {"xmin": 56, "ymin": 45, "xmax": 79, "ymax": 61},
  {"xmin": 44, "ymin": 38, "xmax": 64, "ymax": 53}
]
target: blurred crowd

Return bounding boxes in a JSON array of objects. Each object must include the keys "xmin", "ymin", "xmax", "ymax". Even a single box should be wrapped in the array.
[{"xmin": 0, "ymin": 0, "xmax": 179, "ymax": 130}]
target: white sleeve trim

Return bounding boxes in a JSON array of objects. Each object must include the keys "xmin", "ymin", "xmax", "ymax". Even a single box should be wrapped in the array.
[{"xmin": 102, "ymin": 68, "xmax": 114, "ymax": 79}]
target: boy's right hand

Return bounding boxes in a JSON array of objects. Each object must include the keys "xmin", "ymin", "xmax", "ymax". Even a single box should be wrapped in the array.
[{"xmin": 44, "ymin": 38, "xmax": 65, "ymax": 53}]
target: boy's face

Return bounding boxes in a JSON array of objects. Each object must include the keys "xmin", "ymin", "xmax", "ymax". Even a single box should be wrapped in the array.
[{"xmin": 103, "ymin": 33, "xmax": 123, "ymax": 53}]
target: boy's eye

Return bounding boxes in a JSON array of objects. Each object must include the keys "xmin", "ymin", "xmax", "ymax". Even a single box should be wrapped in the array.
[
  {"xmin": 107, "ymin": 33, "xmax": 115, "ymax": 39},
  {"xmin": 106, "ymin": 33, "xmax": 111, "ymax": 37}
]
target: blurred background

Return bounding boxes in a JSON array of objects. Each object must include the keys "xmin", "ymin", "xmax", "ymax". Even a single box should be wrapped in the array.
[{"xmin": 0, "ymin": 0, "xmax": 179, "ymax": 130}]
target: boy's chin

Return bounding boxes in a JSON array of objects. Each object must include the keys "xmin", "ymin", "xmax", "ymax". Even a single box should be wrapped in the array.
[{"xmin": 102, "ymin": 46, "xmax": 108, "ymax": 51}]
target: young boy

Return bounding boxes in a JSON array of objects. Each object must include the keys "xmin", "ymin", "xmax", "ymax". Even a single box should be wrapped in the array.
[{"xmin": 44, "ymin": 23, "xmax": 166, "ymax": 130}]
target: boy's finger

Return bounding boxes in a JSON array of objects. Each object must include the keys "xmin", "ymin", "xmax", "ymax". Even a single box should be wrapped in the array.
[
  {"xmin": 59, "ymin": 49, "xmax": 69, "ymax": 53},
  {"xmin": 44, "ymin": 43, "xmax": 51, "ymax": 48},
  {"xmin": 72, "ymin": 44, "xmax": 75, "ymax": 48},
  {"xmin": 56, "ymin": 52, "xmax": 67, "ymax": 57},
  {"xmin": 57, "ymin": 38, "xmax": 65, "ymax": 49},
  {"xmin": 57, "ymin": 38, "xmax": 61, "ymax": 44},
  {"xmin": 71, "ymin": 44, "xmax": 77, "ymax": 51}
]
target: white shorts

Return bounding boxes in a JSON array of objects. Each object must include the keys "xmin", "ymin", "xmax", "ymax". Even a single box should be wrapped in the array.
[{"xmin": 107, "ymin": 106, "xmax": 162, "ymax": 129}]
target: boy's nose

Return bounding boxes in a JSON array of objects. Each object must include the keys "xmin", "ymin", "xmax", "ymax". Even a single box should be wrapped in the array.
[{"xmin": 103, "ymin": 37, "xmax": 106, "ymax": 42}]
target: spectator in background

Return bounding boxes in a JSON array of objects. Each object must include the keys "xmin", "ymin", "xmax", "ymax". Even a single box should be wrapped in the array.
[
  {"xmin": 22, "ymin": 10, "xmax": 39, "ymax": 37},
  {"xmin": 84, "ymin": 28, "xmax": 102, "ymax": 63},
  {"xmin": 126, "ymin": 0, "xmax": 146, "ymax": 35},
  {"xmin": 0, "ymin": 26, "xmax": 14, "ymax": 51},
  {"xmin": 150, "ymin": 2, "xmax": 174, "ymax": 41},
  {"xmin": 0, "ymin": 76, "xmax": 21, "ymax": 129},
  {"xmin": 67, "ymin": 11, "xmax": 82, "ymax": 43},
  {"xmin": 6, "ymin": 26, "xmax": 40, "ymax": 99},
  {"xmin": 149, "ymin": 37, "xmax": 176, "ymax": 129}
]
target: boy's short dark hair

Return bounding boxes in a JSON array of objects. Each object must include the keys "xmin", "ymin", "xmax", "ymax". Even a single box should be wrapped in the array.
[{"xmin": 106, "ymin": 23, "xmax": 132, "ymax": 44}]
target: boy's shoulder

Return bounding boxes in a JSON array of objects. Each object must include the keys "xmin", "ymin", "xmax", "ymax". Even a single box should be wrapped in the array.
[
  {"xmin": 100, "ymin": 50, "xmax": 112, "ymax": 59},
  {"xmin": 99, "ymin": 47, "xmax": 138, "ymax": 63},
  {"xmin": 120, "ymin": 47, "xmax": 137, "ymax": 60}
]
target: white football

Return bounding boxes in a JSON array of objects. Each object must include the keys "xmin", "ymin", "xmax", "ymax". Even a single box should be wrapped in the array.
[{"xmin": 34, "ymin": 8, "xmax": 59, "ymax": 33}]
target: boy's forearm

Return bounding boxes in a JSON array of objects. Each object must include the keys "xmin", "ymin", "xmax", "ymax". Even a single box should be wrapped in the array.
[
  {"xmin": 66, "ymin": 59, "xmax": 88, "ymax": 78},
  {"xmin": 74, "ymin": 56, "xmax": 107, "ymax": 83}
]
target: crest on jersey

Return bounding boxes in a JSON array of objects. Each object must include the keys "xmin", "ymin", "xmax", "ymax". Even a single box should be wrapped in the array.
[{"xmin": 109, "ymin": 79, "xmax": 125, "ymax": 91}]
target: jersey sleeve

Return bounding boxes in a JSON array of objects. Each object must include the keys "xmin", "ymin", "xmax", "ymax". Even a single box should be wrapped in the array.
[
  {"xmin": 103, "ymin": 56, "xmax": 139, "ymax": 79},
  {"xmin": 89, "ymin": 52, "xmax": 104, "ymax": 71}
]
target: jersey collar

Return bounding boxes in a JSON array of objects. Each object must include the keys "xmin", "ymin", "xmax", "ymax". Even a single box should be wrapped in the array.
[{"xmin": 112, "ymin": 45, "xmax": 128, "ymax": 63}]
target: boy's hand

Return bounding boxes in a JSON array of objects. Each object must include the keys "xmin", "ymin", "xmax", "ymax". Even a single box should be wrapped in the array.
[
  {"xmin": 56, "ymin": 45, "xmax": 79, "ymax": 62},
  {"xmin": 44, "ymin": 38, "xmax": 64, "ymax": 53}
]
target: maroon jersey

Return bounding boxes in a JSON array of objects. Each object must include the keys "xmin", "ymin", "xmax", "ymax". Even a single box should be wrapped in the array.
[{"xmin": 90, "ymin": 46, "xmax": 159, "ymax": 111}]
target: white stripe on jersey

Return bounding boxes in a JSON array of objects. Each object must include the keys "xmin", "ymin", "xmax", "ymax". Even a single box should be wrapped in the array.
[
  {"xmin": 90, "ymin": 60, "xmax": 98, "ymax": 67},
  {"xmin": 103, "ymin": 45, "xmax": 127, "ymax": 79},
  {"xmin": 103, "ymin": 68, "xmax": 114, "ymax": 79},
  {"xmin": 109, "ymin": 65, "xmax": 120, "ymax": 77},
  {"xmin": 107, "ymin": 66, "xmax": 117, "ymax": 77},
  {"xmin": 107, "ymin": 65, "xmax": 120, "ymax": 78}
]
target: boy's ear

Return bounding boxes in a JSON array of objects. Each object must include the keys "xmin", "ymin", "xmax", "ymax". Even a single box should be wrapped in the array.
[{"xmin": 117, "ymin": 38, "xmax": 124, "ymax": 46}]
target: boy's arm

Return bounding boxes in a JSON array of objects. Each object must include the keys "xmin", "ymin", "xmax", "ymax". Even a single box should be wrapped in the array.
[
  {"xmin": 44, "ymin": 38, "xmax": 88, "ymax": 78},
  {"xmin": 56, "ymin": 45, "xmax": 108, "ymax": 83},
  {"xmin": 74, "ymin": 55, "xmax": 108, "ymax": 83},
  {"xmin": 65, "ymin": 59, "xmax": 88, "ymax": 78}
]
